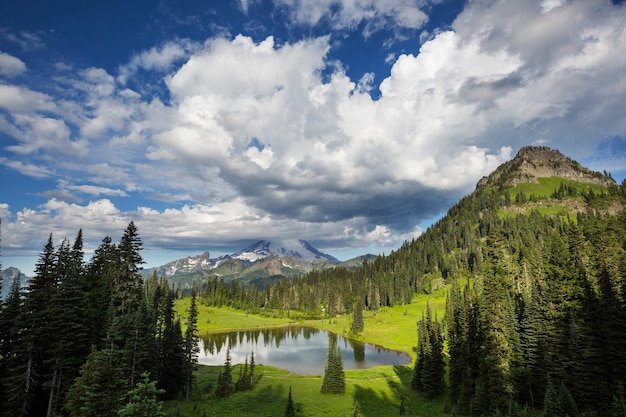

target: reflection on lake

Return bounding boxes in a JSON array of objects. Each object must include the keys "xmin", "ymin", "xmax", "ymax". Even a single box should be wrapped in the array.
[{"xmin": 199, "ymin": 326, "xmax": 411, "ymax": 374}]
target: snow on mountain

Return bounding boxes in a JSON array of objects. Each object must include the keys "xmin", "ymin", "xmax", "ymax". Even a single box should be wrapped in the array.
[
  {"xmin": 231, "ymin": 239, "xmax": 339, "ymax": 263},
  {"xmin": 155, "ymin": 251, "xmax": 215, "ymax": 276}
]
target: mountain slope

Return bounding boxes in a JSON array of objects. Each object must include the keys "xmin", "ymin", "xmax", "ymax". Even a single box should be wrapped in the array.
[
  {"xmin": 1, "ymin": 267, "xmax": 29, "ymax": 301},
  {"xmin": 232, "ymin": 239, "xmax": 339, "ymax": 263},
  {"xmin": 146, "ymin": 239, "xmax": 360, "ymax": 288}
]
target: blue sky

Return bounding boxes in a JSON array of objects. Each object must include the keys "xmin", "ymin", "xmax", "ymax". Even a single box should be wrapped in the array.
[{"xmin": 1, "ymin": 0, "xmax": 626, "ymax": 274}]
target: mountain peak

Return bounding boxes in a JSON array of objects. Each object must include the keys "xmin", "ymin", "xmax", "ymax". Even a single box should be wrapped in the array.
[
  {"xmin": 477, "ymin": 146, "xmax": 614, "ymax": 189},
  {"xmin": 232, "ymin": 239, "xmax": 339, "ymax": 263}
]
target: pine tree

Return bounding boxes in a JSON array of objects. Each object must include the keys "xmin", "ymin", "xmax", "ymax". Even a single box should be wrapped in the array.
[
  {"xmin": 350, "ymin": 297, "xmax": 364, "ymax": 334},
  {"xmin": 413, "ymin": 303, "xmax": 445, "ymax": 398},
  {"xmin": 113, "ymin": 221, "xmax": 144, "ymax": 316},
  {"xmin": 184, "ymin": 290, "xmax": 199, "ymax": 400},
  {"xmin": 117, "ymin": 372, "xmax": 165, "ymax": 417},
  {"xmin": 321, "ymin": 333, "xmax": 345, "ymax": 394},
  {"xmin": 66, "ymin": 340, "xmax": 128, "ymax": 417},
  {"xmin": 215, "ymin": 348, "xmax": 233, "ymax": 397},
  {"xmin": 46, "ymin": 232, "xmax": 91, "ymax": 416},
  {"xmin": 3, "ymin": 234, "xmax": 58, "ymax": 416},
  {"xmin": 156, "ymin": 283, "xmax": 185, "ymax": 399}
]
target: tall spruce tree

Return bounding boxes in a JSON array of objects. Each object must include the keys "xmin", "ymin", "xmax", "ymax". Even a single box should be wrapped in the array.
[
  {"xmin": 184, "ymin": 290, "xmax": 199, "ymax": 400},
  {"xmin": 412, "ymin": 303, "xmax": 445, "ymax": 398},
  {"xmin": 350, "ymin": 297, "xmax": 364, "ymax": 334},
  {"xmin": 321, "ymin": 333, "xmax": 345, "ymax": 394},
  {"xmin": 215, "ymin": 347, "xmax": 233, "ymax": 397}
]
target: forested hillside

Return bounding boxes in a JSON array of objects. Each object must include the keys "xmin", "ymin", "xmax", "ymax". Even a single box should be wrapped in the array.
[{"xmin": 199, "ymin": 146, "xmax": 626, "ymax": 415}]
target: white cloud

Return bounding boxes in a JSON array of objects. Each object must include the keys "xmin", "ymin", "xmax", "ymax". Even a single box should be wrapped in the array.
[
  {"xmin": 272, "ymin": 0, "xmax": 428, "ymax": 33},
  {"xmin": 2, "ymin": 0, "xmax": 626, "ymax": 263},
  {"xmin": 118, "ymin": 41, "xmax": 193, "ymax": 84},
  {"xmin": 0, "ymin": 52, "xmax": 26, "ymax": 77},
  {"xmin": 0, "ymin": 84, "xmax": 56, "ymax": 113},
  {"xmin": 7, "ymin": 114, "xmax": 88, "ymax": 157}
]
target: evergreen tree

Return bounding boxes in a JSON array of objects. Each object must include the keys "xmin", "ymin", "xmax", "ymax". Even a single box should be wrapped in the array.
[
  {"xmin": 45, "ymin": 232, "xmax": 91, "ymax": 416},
  {"xmin": 215, "ymin": 348, "xmax": 233, "ymax": 397},
  {"xmin": 113, "ymin": 221, "xmax": 144, "ymax": 316},
  {"xmin": 321, "ymin": 333, "xmax": 345, "ymax": 394},
  {"xmin": 3, "ymin": 234, "xmax": 58, "ymax": 416},
  {"xmin": 350, "ymin": 297, "xmax": 364, "ymax": 334},
  {"xmin": 0, "ymin": 273, "xmax": 22, "ymax": 411},
  {"xmin": 156, "ymin": 283, "xmax": 186, "ymax": 399},
  {"xmin": 184, "ymin": 290, "xmax": 199, "ymax": 400},
  {"xmin": 66, "ymin": 340, "xmax": 128, "ymax": 417},
  {"xmin": 236, "ymin": 355, "xmax": 255, "ymax": 391},
  {"xmin": 117, "ymin": 372, "xmax": 165, "ymax": 417},
  {"xmin": 412, "ymin": 303, "xmax": 445, "ymax": 398},
  {"xmin": 352, "ymin": 399, "xmax": 362, "ymax": 417}
]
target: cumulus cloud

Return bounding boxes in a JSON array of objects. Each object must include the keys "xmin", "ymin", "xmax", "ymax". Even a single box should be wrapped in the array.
[
  {"xmin": 1, "ymin": 0, "xmax": 626, "ymax": 262},
  {"xmin": 269, "ymin": 0, "xmax": 429, "ymax": 34},
  {"xmin": 0, "ymin": 52, "xmax": 26, "ymax": 77}
]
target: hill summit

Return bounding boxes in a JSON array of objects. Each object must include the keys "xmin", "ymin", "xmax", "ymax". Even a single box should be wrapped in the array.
[{"xmin": 477, "ymin": 146, "xmax": 615, "ymax": 189}]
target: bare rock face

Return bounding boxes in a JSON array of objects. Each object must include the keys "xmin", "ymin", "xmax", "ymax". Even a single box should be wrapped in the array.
[{"xmin": 477, "ymin": 146, "xmax": 614, "ymax": 189}]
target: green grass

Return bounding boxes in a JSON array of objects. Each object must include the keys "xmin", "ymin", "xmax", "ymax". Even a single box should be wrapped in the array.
[
  {"xmin": 508, "ymin": 176, "xmax": 607, "ymax": 199},
  {"xmin": 175, "ymin": 299, "xmax": 293, "ymax": 334},
  {"xmin": 170, "ymin": 288, "xmax": 451, "ymax": 416},
  {"xmin": 165, "ymin": 364, "xmax": 448, "ymax": 417}
]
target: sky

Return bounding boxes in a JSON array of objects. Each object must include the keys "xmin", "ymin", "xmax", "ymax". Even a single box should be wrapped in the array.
[{"xmin": 1, "ymin": 0, "xmax": 626, "ymax": 275}]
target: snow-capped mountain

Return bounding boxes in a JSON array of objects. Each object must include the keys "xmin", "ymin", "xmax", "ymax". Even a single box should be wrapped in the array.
[
  {"xmin": 153, "ymin": 251, "xmax": 216, "ymax": 277},
  {"xmin": 232, "ymin": 239, "xmax": 339, "ymax": 263},
  {"xmin": 144, "ymin": 239, "xmax": 364, "ymax": 289}
]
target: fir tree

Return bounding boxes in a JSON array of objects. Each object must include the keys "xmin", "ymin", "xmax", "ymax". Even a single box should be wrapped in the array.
[
  {"xmin": 215, "ymin": 348, "xmax": 233, "ymax": 397},
  {"xmin": 350, "ymin": 297, "xmax": 364, "ymax": 334},
  {"xmin": 117, "ymin": 372, "xmax": 165, "ymax": 417},
  {"xmin": 412, "ymin": 303, "xmax": 445, "ymax": 398},
  {"xmin": 184, "ymin": 290, "xmax": 199, "ymax": 400},
  {"xmin": 321, "ymin": 333, "xmax": 345, "ymax": 394}
]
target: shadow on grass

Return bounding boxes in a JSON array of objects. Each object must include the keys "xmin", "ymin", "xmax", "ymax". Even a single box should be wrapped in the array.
[{"xmin": 388, "ymin": 365, "xmax": 448, "ymax": 417}]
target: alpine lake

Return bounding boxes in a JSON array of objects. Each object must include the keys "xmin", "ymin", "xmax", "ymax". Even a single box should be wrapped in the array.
[{"xmin": 199, "ymin": 326, "xmax": 411, "ymax": 375}]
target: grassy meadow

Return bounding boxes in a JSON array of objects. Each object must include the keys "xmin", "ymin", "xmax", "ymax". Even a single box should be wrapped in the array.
[{"xmin": 170, "ymin": 286, "xmax": 451, "ymax": 416}]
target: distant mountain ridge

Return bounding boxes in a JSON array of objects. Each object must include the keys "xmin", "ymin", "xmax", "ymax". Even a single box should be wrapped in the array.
[
  {"xmin": 146, "ymin": 239, "xmax": 367, "ymax": 288},
  {"xmin": 1, "ymin": 267, "xmax": 29, "ymax": 301},
  {"xmin": 232, "ymin": 239, "xmax": 339, "ymax": 263}
]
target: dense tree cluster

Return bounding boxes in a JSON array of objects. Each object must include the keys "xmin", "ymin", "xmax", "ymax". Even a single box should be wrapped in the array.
[
  {"xmin": 0, "ymin": 222, "xmax": 194, "ymax": 416},
  {"xmin": 444, "ymin": 201, "xmax": 626, "ymax": 415},
  {"xmin": 412, "ymin": 303, "xmax": 444, "ymax": 399}
]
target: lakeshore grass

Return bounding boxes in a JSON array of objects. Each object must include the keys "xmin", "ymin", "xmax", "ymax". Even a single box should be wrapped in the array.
[{"xmin": 170, "ymin": 286, "xmax": 451, "ymax": 416}]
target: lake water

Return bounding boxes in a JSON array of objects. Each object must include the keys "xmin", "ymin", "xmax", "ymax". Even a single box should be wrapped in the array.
[{"xmin": 199, "ymin": 326, "xmax": 411, "ymax": 374}]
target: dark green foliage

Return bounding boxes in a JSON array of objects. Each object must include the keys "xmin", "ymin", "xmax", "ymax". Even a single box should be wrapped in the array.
[
  {"xmin": 235, "ymin": 353, "xmax": 255, "ymax": 391},
  {"xmin": 184, "ymin": 290, "xmax": 200, "ymax": 400},
  {"xmin": 117, "ymin": 372, "xmax": 165, "ymax": 417},
  {"xmin": 1, "ymin": 222, "xmax": 186, "ymax": 416},
  {"xmin": 215, "ymin": 348, "xmax": 234, "ymax": 397},
  {"xmin": 412, "ymin": 303, "xmax": 445, "ymax": 399},
  {"xmin": 320, "ymin": 333, "xmax": 345, "ymax": 394},
  {"xmin": 350, "ymin": 297, "xmax": 364, "ymax": 334}
]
